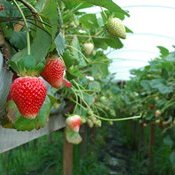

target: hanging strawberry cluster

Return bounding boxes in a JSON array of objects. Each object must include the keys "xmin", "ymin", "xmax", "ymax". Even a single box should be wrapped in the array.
[
  {"xmin": 9, "ymin": 56, "xmax": 71, "ymax": 119},
  {"xmin": 0, "ymin": 0, "xmax": 72, "ymax": 130}
]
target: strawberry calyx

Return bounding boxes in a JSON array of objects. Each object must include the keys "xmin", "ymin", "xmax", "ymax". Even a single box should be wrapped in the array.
[{"xmin": 63, "ymin": 78, "xmax": 72, "ymax": 88}]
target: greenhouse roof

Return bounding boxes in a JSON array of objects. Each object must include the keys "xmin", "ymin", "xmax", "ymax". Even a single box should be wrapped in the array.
[{"xmin": 109, "ymin": 0, "xmax": 175, "ymax": 80}]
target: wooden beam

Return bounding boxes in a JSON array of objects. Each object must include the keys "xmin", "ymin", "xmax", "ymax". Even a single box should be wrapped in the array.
[
  {"xmin": 63, "ymin": 133, "xmax": 73, "ymax": 175},
  {"xmin": 0, "ymin": 115, "xmax": 65, "ymax": 153}
]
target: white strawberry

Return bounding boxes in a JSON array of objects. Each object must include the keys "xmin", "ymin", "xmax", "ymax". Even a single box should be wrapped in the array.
[
  {"xmin": 106, "ymin": 17, "xmax": 126, "ymax": 39},
  {"xmin": 83, "ymin": 42, "xmax": 94, "ymax": 55}
]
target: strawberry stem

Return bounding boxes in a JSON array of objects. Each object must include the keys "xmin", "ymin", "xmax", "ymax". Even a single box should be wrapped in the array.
[
  {"xmin": 13, "ymin": 0, "xmax": 31, "ymax": 55},
  {"xmin": 100, "ymin": 7, "xmax": 107, "ymax": 20},
  {"xmin": 71, "ymin": 80, "xmax": 142, "ymax": 122},
  {"xmin": 17, "ymin": 0, "xmax": 46, "ymax": 29},
  {"xmin": 94, "ymin": 114, "xmax": 141, "ymax": 122}
]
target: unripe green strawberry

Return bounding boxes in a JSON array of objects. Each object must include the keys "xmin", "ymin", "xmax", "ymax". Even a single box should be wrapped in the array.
[
  {"xmin": 106, "ymin": 17, "xmax": 126, "ymax": 39},
  {"xmin": 10, "ymin": 76, "xmax": 47, "ymax": 119},
  {"xmin": 83, "ymin": 42, "xmax": 94, "ymax": 55},
  {"xmin": 87, "ymin": 119, "xmax": 94, "ymax": 128},
  {"xmin": 95, "ymin": 120, "xmax": 102, "ymax": 127},
  {"xmin": 89, "ymin": 115, "xmax": 97, "ymax": 123},
  {"xmin": 41, "ymin": 55, "xmax": 72, "ymax": 88},
  {"xmin": 66, "ymin": 115, "xmax": 82, "ymax": 132}
]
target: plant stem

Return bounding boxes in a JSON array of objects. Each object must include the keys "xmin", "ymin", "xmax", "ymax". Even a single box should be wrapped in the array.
[
  {"xmin": 94, "ymin": 115, "xmax": 141, "ymax": 122},
  {"xmin": 66, "ymin": 34, "xmax": 104, "ymax": 39},
  {"xmin": 100, "ymin": 7, "xmax": 108, "ymax": 19},
  {"xmin": 17, "ymin": 0, "xmax": 45, "ymax": 28},
  {"xmin": 13, "ymin": 0, "xmax": 31, "ymax": 55},
  {"xmin": 71, "ymin": 87, "xmax": 79, "ymax": 113}
]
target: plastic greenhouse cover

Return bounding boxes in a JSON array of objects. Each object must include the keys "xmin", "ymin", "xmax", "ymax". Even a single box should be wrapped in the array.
[{"xmin": 110, "ymin": 0, "xmax": 175, "ymax": 80}]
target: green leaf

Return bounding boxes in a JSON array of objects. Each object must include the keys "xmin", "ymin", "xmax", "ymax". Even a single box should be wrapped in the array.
[
  {"xmin": 9, "ymin": 0, "xmax": 59, "ymax": 74},
  {"xmin": 65, "ymin": 127, "xmax": 82, "ymax": 144},
  {"xmin": 65, "ymin": 0, "xmax": 128, "ymax": 18},
  {"xmin": 149, "ymin": 79, "xmax": 173, "ymax": 94},
  {"xmin": 0, "ymin": 0, "xmax": 19, "ymax": 18},
  {"xmin": 157, "ymin": 46, "xmax": 169, "ymax": 58},
  {"xmin": 21, "ymin": 55, "xmax": 36, "ymax": 70},
  {"xmin": 10, "ymin": 31, "xmax": 27, "ymax": 50},
  {"xmin": 63, "ymin": 50, "xmax": 75, "ymax": 67},
  {"xmin": 35, "ymin": 0, "xmax": 47, "ymax": 11},
  {"xmin": 10, "ymin": 28, "xmax": 52, "ymax": 74},
  {"xmin": 85, "ymin": 0, "xmax": 128, "ymax": 17},
  {"xmin": 0, "ymin": 53, "xmax": 13, "ymax": 117},
  {"xmin": 93, "ymin": 37, "xmax": 108, "ymax": 50},
  {"xmin": 170, "ymin": 151, "xmax": 175, "ymax": 166},
  {"xmin": 62, "ymin": 0, "xmax": 92, "ymax": 10},
  {"xmin": 163, "ymin": 135, "xmax": 174, "ymax": 147},
  {"xmin": 79, "ymin": 14, "xmax": 99, "ymax": 29},
  {"xmin": 69, "ymin": 66, "xmax": 83, "ymax": 78},
  {"xmin": 55, "ymin": 32, "xmax": 66, "ymax": 55},
  {"xmin": 58, "ymin": 5, "xmax": 63, "ymax": 27},
  {"xmin": 71, "ymin": 36, "xmax": 87, "ymax": 67},
  {"xmin": 91, "ymin": 51, "xmax": 109, "ymax": 78},
  {"xmin": 0, "ymin": 53, "xmax": 2, "ymax": 70},
  {"xmin": 89, "ymin": 81, "xmax": 101, "ymax": 92},
  {"xmin": 83, "ymin": 93, "xmax": 95, "ymax": 106},
  {"xmin": 9, "ymin": 54, "xmax": 38, "ymax": 75},
  {"xmin": 140, "ymin": 80, "xmax": 151, "ymax": 91},
  {"xmin": 105, "ymin": 37, "xmax": 123, "ymax": 49},
  {"xmin": 39, "ymin": 0, "xmax": 59, "ymax": 38}
]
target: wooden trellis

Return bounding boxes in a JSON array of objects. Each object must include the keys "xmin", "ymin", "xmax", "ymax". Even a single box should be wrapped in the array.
[
  {"xmin": 0, "ymin": 115, "xmax": 65, "ymax": 153},
  {"xmin": 0, "ymin": 115, "xmax": 73, "ymax": 175}
]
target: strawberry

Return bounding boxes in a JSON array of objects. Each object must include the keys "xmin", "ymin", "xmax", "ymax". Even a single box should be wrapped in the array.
[
  {"xmin": 106, "ymin": 17, "xmax": 126, "ymax": 39},
  {"xmin": 83, "ymin": 42, "xmax": 94, "ymax": 55},
  {"xmin": 41, "ymin": 55, "xmax": 72, "ymax": 88},
  {"xmin": 10, "ymin": 76, "xmax": 47, "ymax": 119},
  {"xmin": 0, "ymin": 4, "xmax": 4, "ymax": 11},
  {"xmin": 155, "ymin": 110, "xmax": 161, "ymax": 117},
  {"xmin": 66, "ymin": 115, "xmax": 82, "ymax": 132}
]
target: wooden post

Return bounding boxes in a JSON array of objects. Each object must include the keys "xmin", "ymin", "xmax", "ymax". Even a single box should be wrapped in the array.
[
  {"xmin": 63, "ymin": 135, "xmax": 73, "ymax": 175},
  {"xmin": 148, "ymin": 123, "xmax": 155, "ymax": 175}
]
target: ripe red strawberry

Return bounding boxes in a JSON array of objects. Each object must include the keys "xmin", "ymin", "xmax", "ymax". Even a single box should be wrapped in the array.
[
  {"xmin": 10, "ymin": 76, "xmax": 47, "ymax": 119},
  {"xmin": 41, "ymin": 56, "xmax": 72, "ymax": 88},
  {"xmin": 66, "ymin": 115, "xmax": 82, "ymax": 132}
]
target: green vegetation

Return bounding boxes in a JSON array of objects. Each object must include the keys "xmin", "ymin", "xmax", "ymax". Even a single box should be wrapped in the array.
[{"xmin": 1, "ymin": 0, "xmax": 175, "ymax": 174}]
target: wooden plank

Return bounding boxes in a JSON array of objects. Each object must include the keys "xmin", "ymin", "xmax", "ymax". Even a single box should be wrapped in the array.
[
  {"xmin": 63, "ymin": 133, "xmax": 73, "ymax": 175},
  {"xmin": 0, "ymin": 115, "xmax": 65, "ymax": 153}
]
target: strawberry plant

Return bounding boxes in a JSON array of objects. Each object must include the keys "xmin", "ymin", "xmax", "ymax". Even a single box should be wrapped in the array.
[{"xmin": 0, "ymin": 0, "xmax": 137, "ymax": 143}]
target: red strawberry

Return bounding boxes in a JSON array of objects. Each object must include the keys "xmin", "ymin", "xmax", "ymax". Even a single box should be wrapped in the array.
[
  {"xmin": 10, "ymin": 76, "xmax": 47, "ymax": 119},
  {"xmin": 0, "ymin": 4, "xmax": 4, "ymax": 11},
  {"xmin": 41, "ymin": 56, "xmax": 72, "ymax": 88},
  {"xmin": 66, "ymin": 115, "xmax": 82, "ymax": 132}
]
